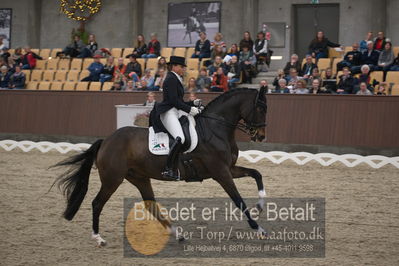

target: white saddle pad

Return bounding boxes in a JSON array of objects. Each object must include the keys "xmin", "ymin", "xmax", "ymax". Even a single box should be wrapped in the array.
[{"xmin": 149, "ymin": 115, "xmax": 198, "ymax": 155}]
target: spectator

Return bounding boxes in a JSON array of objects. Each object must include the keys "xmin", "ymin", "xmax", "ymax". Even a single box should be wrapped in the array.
[
  {"xmin": 283, "ymin": 54, "xmax": 301, "ymax": 75},
  {"xmin": 360, "ymin": 32, "xmax": 373, "ymax": 53},
  {"xmin": 138, "ymin": 69, "xmax": 154, "ymax": 90},
  {"xmin": 8, "ymin": 65, "xmax": 26, "ymax": 89},
  {"xmin": 310, "ymin": 79, "xmax": 329, "ymax": 94},
  {"xmin": 113, "ymin": 57, "xmax": 127, "ymax": 83},
  {"xmin": 78, "ymin": 34, "xmax": 98, "ymax": 58},
  {"xmin": 61, "ymin": 35, "xmax": 85, "ymax": 58},
  {"xmin": 7, "ymin": 57, "xmax": 17, "ymax": 73},
  {"xmin": 376, "ymin": 83, "xmax": 386, "ymax": 95},
  {"xmin": 192, "ymin": 32, "xmax": 211, "ymax": 59},
  {"xmin": 211, "ymin": 67, "xmax": 228, "ymax": 92},
  {"xmin": 322, "ymin": 68, "xmax": 337, "ymax": 92},
  {"xmin": 308, "ymin": 31, "xmax": 341, "ymax": 59},
  {"xmin": 273, "ymin": 79, "xmax": 290, "ymax": 93},
  {"xmin": 109, "ymin": 81, "xmax": 123, "ymax": 91},
  {"xmin": 186, "ymin": 77, "xmax": 197, "ymax": 92},
  {"xmin": 286, "ymin": 68, "xmax": 302, "ymax": 91},
  {"xmin": 389, "ymin": 52, "xmax": 399, "ymax": 71},
  {"xmin": 302, "ymin": 55, "xmax": 317, "ymax": 79},
  {"xmin": 211, "ymin": 32, "xmax": 227, "ymax": 53},
  {"xmin": 337, "ymin": 43, "xmax": 362, "ymax": 71},
  {"xmin": 259, "ymin": 79, "xmax": 269, "ymax": 93},
  {"xmin": 272, "ymin": 69, "xmax": 285, "ymax": 90},
  {"xmin": 239, "ymin": 31, "xmax": 254, "ymax": 51},
  {"xmin": 239, "ymin": 45, "xmax": 256, "ymax": 83},
  {"xmin": 355, "ymin": 41, "xmax": 379, "ymax": 73},
  {"xmin": 157, "ymin": 56, "xmax": 167, "ymax": 73},
  {"xmin": 373, "ymin": 31, "xmax": 387, "ymax": 51},
  {"xmin": 225, "ymin": 55, "xmax": 241, "ymax": 89},
  {"xmin": 189, "ymin": 92, "xmax": 197, "ymax": 101},
  {"xmin": 196, "ymin": 67, "xmax": 211, "ymax": 92},
  {"xmin": 21, "ymin": 47, "xmax": 38, "ymax": 70},
  {"xmin": 153, "ymin": 68, "xmax": 166, "ymax": 91},
  {"xmin": 99, "ymin": 56, "xmax": 115, "ymax": 83},
  {"xmin": 207, "ymin": 55, "xmax": 225, "ymax": 76},
  {"xmin": 337, "ymin": 67, "xmax": 355, "ymax": 94},
  {"xmin": 131, "ymin": 34, "xmax": 147, "ymax": 58},
  {"xmin": 211, "ymin": 44, "xmax": 226, "ymax": 61},
  {"xmin": 12, "ymin": 48, "xmax": 23, "ymax": 65},
  {"xmin": 355, "ymin": 64, "xmax": 376, "ymax": 92},
  {"xmin": 0, "ymin": 65, "xmax": 11, "ymax": 89},
  {"xmin": 323, "ymin": 67, "xmax": 336, "ymax": 79},
  {"xmin": 253, "ymin": 32, "xmax": 268, "ymax": 70},
  {"xmin": 125, "ymin": 54, "xmax": 142, "ymax": 81},
  {"xmin": 143, "ymin": 92, "xmax": 156, "ymax": 107},
  {"xmin": 376, "ymin": 42, "xmax": 394, "ymax": 75},
  {"xmin": 81, "ymin": 54, "xmax": 104, "ymax": 81},
  {"xmin": 308, "ymin": 68, "xmax": 322, "ymax": 87},
  {"xmin": 124, "ymin": 80, "xmax": 136, "ymax": 91},
  {"xmin": 226, "ymin": 44, "xmax": 240, "ymax": 59},
  {"xmin": 356, "ymin": 82, "xmax": 373, "ymax": 95},
  {"xmin": 294, "ymin": 79, "xmax": 309, "ymax": 94},
  {"xmin": 1, "ymin": 47, "xmax": 10, "ymax": 63},
  {"xmin": 142, "ymin": 33, "xmax": 160, "ymax": 58}
]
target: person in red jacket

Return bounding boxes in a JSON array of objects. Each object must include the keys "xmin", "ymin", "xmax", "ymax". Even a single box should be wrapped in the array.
[
  {"xmin": 21, "ymin": 47, "xmax": 37, "ymax": 69},
  {"xmin": 211, "ymin": 67, "xmax": 228, "ymax": 92}
]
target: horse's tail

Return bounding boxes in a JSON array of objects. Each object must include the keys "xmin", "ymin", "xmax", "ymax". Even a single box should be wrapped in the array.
[{"xmin": 54, "ymin": 139, "xmax": 103, "ymax": 221}]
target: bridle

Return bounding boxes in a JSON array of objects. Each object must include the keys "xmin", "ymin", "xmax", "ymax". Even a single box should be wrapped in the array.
[{"xmin": 199, "ymin": 91, "xmax": 267, "ymax": 138}]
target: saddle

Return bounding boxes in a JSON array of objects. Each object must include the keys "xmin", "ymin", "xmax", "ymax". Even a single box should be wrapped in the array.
[{"xmin": 148, "ymin": 115, "xmax": 198, "ymax": 156}]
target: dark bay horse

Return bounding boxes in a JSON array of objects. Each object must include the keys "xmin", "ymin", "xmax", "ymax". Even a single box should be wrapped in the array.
[{"xmin": 55, "ymin": 88, "xmax": 267, "ymax": 246}]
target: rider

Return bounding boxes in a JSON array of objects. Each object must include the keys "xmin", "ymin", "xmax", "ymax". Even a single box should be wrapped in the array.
[{"xmin": 149, "ymin": 56, "xmax": 201, "ymax": 180}]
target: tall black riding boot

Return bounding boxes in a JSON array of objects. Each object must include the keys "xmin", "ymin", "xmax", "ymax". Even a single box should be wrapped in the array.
[{"xmin": 162, "ymin": 137, "xmax": 183, "ymax": 181}]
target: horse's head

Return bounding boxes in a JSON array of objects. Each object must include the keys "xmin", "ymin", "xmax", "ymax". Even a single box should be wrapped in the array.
[{"xmin": 241, "ymin": 87, "xmax": 267, "ymax": 142}]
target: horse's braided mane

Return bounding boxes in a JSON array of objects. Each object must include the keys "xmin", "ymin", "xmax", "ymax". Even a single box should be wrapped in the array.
[{"xmin": 202, "ymin": 88, "xmax": 257, "ymax": 112}]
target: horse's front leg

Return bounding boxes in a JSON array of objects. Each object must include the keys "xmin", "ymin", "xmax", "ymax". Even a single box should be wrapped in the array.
[
  {"xmin": 213, "ymin": 169, "xmax": 266, "ymax": 236},
  {"xmin": 231, "ymin": 166, "xmax": 266, "ymax": 211}
]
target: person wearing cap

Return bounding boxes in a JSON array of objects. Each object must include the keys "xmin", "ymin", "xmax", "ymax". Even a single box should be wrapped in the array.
[
  {"xmin": 149, "ymin": 56, "xmax": 202, "ymax": 180},
  {"xmin": 81, "ymin": 54, "xmax": 104, "ymax": 82}
]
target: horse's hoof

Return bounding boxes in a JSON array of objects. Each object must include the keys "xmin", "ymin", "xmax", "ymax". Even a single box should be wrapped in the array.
[
  {"xmin": 96, "ymin": 240, "xmax": 107, "ymax": 247},
  {"xmin": 92, "ymin": 233, "xmax": 107, "ymax": 247}
]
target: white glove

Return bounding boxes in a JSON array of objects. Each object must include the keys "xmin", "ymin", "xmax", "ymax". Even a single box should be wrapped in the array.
[
  {"xmin": 193, "ymin": 99, "xmax": 202, "ymax": 107},
  {"xmin": 189, "ymin": 107, "xmax": 200, "ymax": 116}
]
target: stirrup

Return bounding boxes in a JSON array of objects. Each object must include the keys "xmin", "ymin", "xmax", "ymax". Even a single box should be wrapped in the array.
[{"xmin": 162, "ymin": 168, "xmax": 180, "ymax": 181}]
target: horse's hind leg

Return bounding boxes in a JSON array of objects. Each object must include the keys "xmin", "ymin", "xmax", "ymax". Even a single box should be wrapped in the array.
[
  {"xmin": 125, "ymin": 176, "xmax": 182, "ymax": 240},
  {"xmin": 91, "ymin": 171, "xmax": 124, "ymax": 247},
  {"xmin": 231, "ymin": 166, "xmax": 266, "ymax": 211}
]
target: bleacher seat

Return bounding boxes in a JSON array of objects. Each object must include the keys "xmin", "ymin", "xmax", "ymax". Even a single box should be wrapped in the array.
[
  {"xmin": 54, "ymin": 70, "xmax": 68, "ymax": 82},
  {"xmin": 89, "ymin": 82, "xmax": 102, "ymax": 91},
  {"xmin": 328, "ymin": 47, "xmax": 343, "ymax": 58},
  {"xmin": 70, "ymin": 59, "xmax": 83, "ymax": 70},
  {"xmin": 42, "ymin": 70, "xmax": 55, "ymax": 81},
  {"xmin": 146, "ymin": 58, "xmax": 158, "ymax": 70},
  {"xmin": 185, "ymin": 70, "xmax": 199, "ymax": 83},
  {"xmin": 79, "ymin": 70, "xmax": 89, "ymax": 80},
  {"xmin": 38, "ymin": 82, "xmax": 51, "ymax": 90},
  {"xmin": 187, "ymin": 58, "xmax": 199, "ymax": 71},
  {"xmin": 136, "ymin": 58, "xmax": 145, "ymax": 74},
  {"xmin": 22, "ymin": 70, "xmax": 31, "ymax": 81},
  {"xmin": 35, "ymin": 60, "xmax": 47, "ymax": 70},
  {"xmin": 82, "ymin": 58, "xmax": 94, "ymax": 70},
  {"xmin": 317, "ymin": 58, "xmax": 331, "ymax": 71},
  {"xmin": 46, "ymin": 59, "xmax": 60, "ymax": 70},
  {"xmin": 31, "ymin": 70, "xmax": 43, "ymax": 81},
  {"xmin": 391, "ymin": 84, "xmax": 399, "ymax": 95},
  {"xmin": 39, "ymin": 49, "xmax": 51, "ymax": 59},
  {"xmin": 63, "ymin": 82, "xmax": 76, "ymax": 91},
  {"xmin": 392, "ymin": 46, "xmax": 399, "ymax": 57},
  {"xmin": 102, "ymin": 82, "xmax": 113, "ymax": 91},
  {"xmin": 58, "ymin": 59, "xmax": 70, "ymax": 70},
  {"xmin": 111, "ymin": 48, "xmax": 123, "ymax": 58},
  {"xmin": 186, "ymin": 48, "xmax": 195, "ymax": 59},
  {"xmin": 332, "ymin": 58, "xmax": 343, "ymax": 75},
  {"xmin": 26, "ymin": 82, "xmax": 38, "ymax": 90},
  {"xmin": 99, "ymin": 58, "xmax": 107, "ymax": 65},
  {"xmin": 161, "ymin": 48, "xmax": 173, "ymax": 59},
  {"xmin": 200, "ymin": 58, "xmax": 211, "ymax": 69},
  {"xmin": 122, "ymin": 48, "xmax": 134, "ymax": 58},
  {"xmin": 51, "ymin": 82, "xmax": 63, "ymax": 91},
  {"xmin": 76, "ymin": 82, "xmax": 89, "ymax": 91},
  {"xmin": 370, "ymin": 71, "xmax": 384, "ymax": 83},
  {"xmin": 66, "ymin": 70, "xmax": 80, "ymax": 82},
  {"xmin": 174, "ymin": 48, "xmax": 186, "ymax": 57},
  {"xmin": 344, "ymin": 46, "xmax": 352, "ymax": 54},
  {"xmin": 50, "ymin": 48, "xmax": 62, "ymax": 58},
  {"xmin": 31, "ymin": 49, "xmax": 40, "ymax": 55},
  {"xmin": 386, "ymin": 72, "xmax": 399, "ymax": 84}
]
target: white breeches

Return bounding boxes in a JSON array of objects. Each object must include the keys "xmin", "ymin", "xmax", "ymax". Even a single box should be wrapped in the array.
[{"xmin": 160, "ymin": 108, "xmax": 186, "ymax": 144}]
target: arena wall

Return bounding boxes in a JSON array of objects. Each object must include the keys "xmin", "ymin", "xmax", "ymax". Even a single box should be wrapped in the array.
[{"xmin": 1, "ymin": 90, "xmax": 398, "ymax": 148}]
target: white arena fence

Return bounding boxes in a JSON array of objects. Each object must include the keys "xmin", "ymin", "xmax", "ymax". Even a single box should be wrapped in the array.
[{"xmin": 1, "ymin": 140, "xmax": 398, "ymax": 169}]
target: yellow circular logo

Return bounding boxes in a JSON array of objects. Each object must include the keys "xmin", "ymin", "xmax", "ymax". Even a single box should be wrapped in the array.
[{"xmin": 125, "ymin": 200, "xmax": 170, "ymax": 255}]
